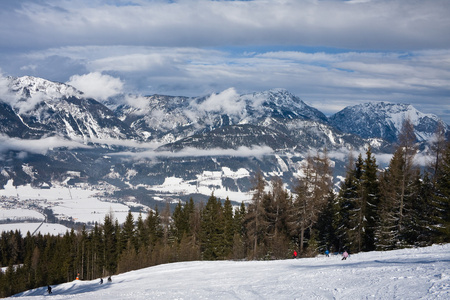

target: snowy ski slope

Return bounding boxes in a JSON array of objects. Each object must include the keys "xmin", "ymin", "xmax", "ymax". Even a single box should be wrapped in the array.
[{"xmin": 11, "ymin": 244, "xmax": 450, "ymax": 299}]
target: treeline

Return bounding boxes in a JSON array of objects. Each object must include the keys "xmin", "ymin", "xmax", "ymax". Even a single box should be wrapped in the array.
[{"xmin": 0, "ymin": 120, "xmax": 449, "ymax": 297}]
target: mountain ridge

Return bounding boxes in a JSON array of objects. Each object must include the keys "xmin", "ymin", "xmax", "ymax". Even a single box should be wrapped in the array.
[
  {"xmin": 0, "ymin": 75, "xmax": 448, "ymax": 210},
  {"xmin": 329, "ymin": 101, "xmax": 447, "ymax": 143}
]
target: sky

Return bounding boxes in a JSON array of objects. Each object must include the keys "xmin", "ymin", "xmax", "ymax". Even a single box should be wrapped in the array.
[{"xmin": 1, "ymin": 0, "xmax": 450, "ymax": 123}]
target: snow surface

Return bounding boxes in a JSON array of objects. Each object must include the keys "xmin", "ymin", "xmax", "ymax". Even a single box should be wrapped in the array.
[
  {"xmin": 0, "ymin": 223, "xmax": 69, "ymax": 236},
  {"xmin": 0, "ymin": 209, "xmax": 44, "ymax": 221},
  {"xmin": 11, "ymin": 244, "xmax": 450, "ymax": 299},
  {"xmin": 149, "ymin": 166, "xmax": 252, "ymax": 203},
  {"xmin": 0, "ymin": 180, "xmax": 139, "ymax": 230}
]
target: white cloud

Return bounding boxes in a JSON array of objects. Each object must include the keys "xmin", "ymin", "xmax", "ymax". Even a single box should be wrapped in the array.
[
  {"xmin": 0, "ymin": 74, "xmax": 15, "ymax": 104},
  {"xmin": 67, "ymin": 72, "xmax": 123, "ymax": 100},
  {"xmin": 190, "ymin": 88, "xmax": 245, "ymax": 116},
  {"xmin": 0, "ymin": 134, "xmax": 90, "ymax": 155},
  {"xmin": 1, "ymin": 0, "xmax": 450, "ymax": 123},
  {"xmin": 3, "ymin": 46, "xmax": 450, "ymax": 123},
  {"xmin": 114, "ymin": 145, "xmax": 274, "ymax": 160},
  {"xmin": 124, "ymin": 94, "xmax": 150, "ymax": 112},
  {"xmin": 0, "ymin": 74, "xmax": 47, "ymax": 114},
  {"xmin": 3, "ymin": 0, "xmax": 450, "ymax": 51}
]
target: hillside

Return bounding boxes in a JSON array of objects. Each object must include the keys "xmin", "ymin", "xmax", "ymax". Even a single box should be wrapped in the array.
[{"xmin": 12, "ymin": 244, "xmax": 450, "ymax": 299}]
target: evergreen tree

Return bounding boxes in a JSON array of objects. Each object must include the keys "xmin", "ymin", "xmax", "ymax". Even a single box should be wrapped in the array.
[
  {"xmin": 172, "ymin": 201, "xmax": 191, "ymax": 243},
  {"xmin": 146, "ymin": 206, "xmax": 163, "ymax": 248},
  {"xmin": 315, "ymin": 190, "xmax": 337, "ymax": 253},
  {"xmin": 346, "ymin": 148, "xmax": 380, "ymax": 252},
  {"xmin": 200, "ymin": 194, "xmax": 225, "ymax": 260},
  {"xmin": 223, "ymin": 197, "xmax": 235, "ymax": 259},
  {"xmin": 377, "ymin": 120, "xmax": 420, "ymax": 249},
  {"xmin": 346, "ymin": 154, "xmax": 364, "ymax": 253},
  {"xmin": 361, "ymin": 147, "xmax": 380, "ymax": 251},
  {"xmin": 232, "ymin": 202, "xmax": 247, "ymax": 259},
  {"xmin": 120, "ymin": 211, "xmax": 135, "ymax": 252},
  {"xmin": 135, "ymin": 213, "xmax": 147, "ymax": 250},
  {"xmin": 102, "ymin": 213, "xmax": 118, "ymax": 275}
]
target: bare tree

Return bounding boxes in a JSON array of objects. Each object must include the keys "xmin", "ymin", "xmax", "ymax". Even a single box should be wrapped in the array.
[
  {"xmin": 293, "ymin": 150, "xmax": 332, "ymax": 254},
  {"xmin": 429, "ymin": 121, "xmax": 448, "ymax": 180},
  {"xmin": 245, "ymin": 170, "xmax": 267, "ymax": 259}
]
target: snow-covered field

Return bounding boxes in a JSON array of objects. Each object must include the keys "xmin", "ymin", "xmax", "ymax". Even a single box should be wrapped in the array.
[
  {"xmin": 0, "ymin": 223, "xmax": 70, "ymax": 236},
  {"xmin": 11, "ymin": 244, "xmax": 450, "ymax": 299},
  {"xmin": 0, "ymin": 180, "xmax": 145, "ymax": 234},
  {"xmin": 149, "ymin": 167, "xmax": 252, "ymax": 203}
]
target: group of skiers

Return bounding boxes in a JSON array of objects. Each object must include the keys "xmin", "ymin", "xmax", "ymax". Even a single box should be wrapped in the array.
[
  {"xmin": 100, "ymin": 276, "xmax": 112, "ymax": 284},
  {"xmin": 47, "ymin": 276, "xmax": 112, "ymax": 294}
]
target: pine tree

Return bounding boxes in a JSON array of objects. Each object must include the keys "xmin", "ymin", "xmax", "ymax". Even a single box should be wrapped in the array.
[
  {"xmin": 376, "ymin": 119, "xmax": 420, "ymax": 249},
  {"xmin": 102, "ymin": 213, "xmax": 118, "ymax": 275},
  {"xmin": 361, "ymin": 147, "xmax": 380, "ymax": 251},
  {"xmin": 232, "ymin": 202, "xmax": 247, "ymax": 259},
  {"xmin": 315, "ymin": 190, "xmax": 337, "ymax": 253},
  {"xmin": 172, "ymin": 201, "xmax": 192, "ymax": 243},
  {"xmin": 135, "ymin": 213, "xmax": 147, "ymax": 250},
  {"xmin": 223, "ymin": 197, "xmax": 235, "ymax": 259},
  {"xmin": 120, "ymin": 211, "xmax": 135, "ymax": 252},
  {"xmin": 200, "ymin": 194, "xmax": 225, "ymax": 260},
  {"xmin": 346, "ymin": 154, "xmax": 364, "ymax": 253},
  {"xmin": 346, "ymin": 148, "xmax": 380, "ymax": 253}
]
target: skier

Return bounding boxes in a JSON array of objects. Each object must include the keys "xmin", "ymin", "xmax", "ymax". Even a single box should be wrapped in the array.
[
  {"xmin": 293, "ymin": 250, "xmax": 298, "ymax": 258},
  {"xmin": 47, "ymin": 285, "xmax": 52, "ymax": 294},
  {"xmin": 108, "ymin": 276, "xmax": 112, "ymax": 282},
  {"xmin": 342, "ymin": 250, "xmax": 349, "ymax": 260},
  {"xmin": 325, "ymin": 249, "xmax": 330, "ymax": 257},
  {"xmin": 100, "ymin": 278, "xmax": 103, "ymax": 284}
]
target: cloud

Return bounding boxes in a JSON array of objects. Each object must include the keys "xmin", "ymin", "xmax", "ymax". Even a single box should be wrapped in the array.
[
  {"xmin": 190, "ymin": 88, "xmax": 245, "ymax": 116},
  {"xmin": 114, "ymin": 145, "xmax": 274, "ymax": 160},
  {"xmin": 1, "ymin": 1, "xmax": 450, "ymax": 124},
  {"xmin": 123, "ymin": 94, "xmax": 151, "ymax": 112},
  {"xmin": 2, "ymin": 0, "xmax": 450, "ymax": 51},
  {"xmin": 0, "ymin": 73, "xmax": 47, "ymax": 114},
  {"xmin": 67, "ymin": 72, "xmax": 124, "ymax": 100},
  {"xmin": 0, "ymin": 74, "xmax": 18, "ymax": 104},
  {"xmin": 3, "ymin": 46, "xmax": 450, "ymax": 123},
  {"xmin": 0, "ymin": 134, "xmax": 91, "ymax": 155}
]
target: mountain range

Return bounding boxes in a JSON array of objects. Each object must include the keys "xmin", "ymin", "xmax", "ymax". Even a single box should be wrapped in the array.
[{"xmin": 0, "ymin": 75, "xmax": 448, "ymax": 210}]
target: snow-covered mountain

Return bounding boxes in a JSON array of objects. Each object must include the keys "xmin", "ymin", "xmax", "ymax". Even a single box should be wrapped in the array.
[
  {"xmin": 118, "ymin": 88, "xmax": 372, "ymax": 151},
  {"xmin": 329, "ymin": 102, "xmax": 449, "ymax": 143},
  {"xmin": 116, "ymin": 89, "xmax": 328, "ymax": 143},
  {"xmin": 0, "ymin": 76, "xmax": 140, "ymax": 142},
  {"xmin": 0, "ymin": 75, "xmax": 448, "ymax": 215}
]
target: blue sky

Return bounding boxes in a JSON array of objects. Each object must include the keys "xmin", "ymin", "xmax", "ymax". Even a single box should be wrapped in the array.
[{"xmin": 1, "ymin": 0, "xmax": 449, "ymax": 123}]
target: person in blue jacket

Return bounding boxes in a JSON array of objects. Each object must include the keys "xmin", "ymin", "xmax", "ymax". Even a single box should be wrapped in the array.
[{"xmin": 325, "ymin": 249, "xmax": 330, "ymax": 257}]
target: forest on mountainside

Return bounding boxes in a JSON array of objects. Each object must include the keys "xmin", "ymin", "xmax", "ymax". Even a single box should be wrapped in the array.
[{"xmin": 0, "ymin": 120, "xmax": 449, "ymax": 298}]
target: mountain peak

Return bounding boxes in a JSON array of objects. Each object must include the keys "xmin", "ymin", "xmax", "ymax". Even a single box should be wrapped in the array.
[
  {"xmin": 329, "ymin": 101, "xmax": 447, "ymax": 142},
  {"xmin": 7, "ymin": 75, "xmax": 82, "ymax": 100}
]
